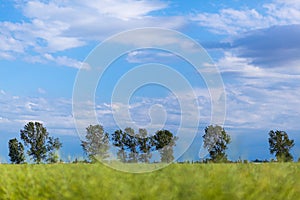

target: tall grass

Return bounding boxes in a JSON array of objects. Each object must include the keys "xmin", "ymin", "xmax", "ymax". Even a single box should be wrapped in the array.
[{"xmin": 0, "ymin": 163, "xmax": 299, "ymax": 199}]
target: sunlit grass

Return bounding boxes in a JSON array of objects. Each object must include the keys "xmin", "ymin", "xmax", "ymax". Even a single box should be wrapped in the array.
[{"xmin": 0, "ymin": 163, "xmax": 299, "ymax": 199}]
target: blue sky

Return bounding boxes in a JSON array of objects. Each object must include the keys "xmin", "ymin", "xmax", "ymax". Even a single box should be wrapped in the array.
[{"xmin": 1, "ymin": 0, "xmax": 300, "ymax": 162}]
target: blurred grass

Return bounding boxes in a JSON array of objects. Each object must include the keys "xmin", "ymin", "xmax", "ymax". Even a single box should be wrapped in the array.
[{"xmin": 0, "ymin": 163, "xmax": 299, "ymax": 199}]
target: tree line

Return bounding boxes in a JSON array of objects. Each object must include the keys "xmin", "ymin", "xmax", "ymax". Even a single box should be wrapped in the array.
[
  {"xmin": 7, "ymin": 122, "xmax": 296, "ymax": 164},
  {"xmin": 81, "ymin": 125, "xmax": 177, "ymax": 163},
  {"xmin": 8, "ymin": 122, "xmax": 62, "ymax": 164}
]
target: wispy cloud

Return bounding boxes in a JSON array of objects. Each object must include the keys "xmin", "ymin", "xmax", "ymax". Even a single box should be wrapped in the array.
[
  {"xmin": 0, "ymin": 91, "xmax": 75, "ymax": 136},
  {"xmin": 126, "ymin": 50, "xmax": 178, "ymax": 63},
  {"xmin": 224, "ymin": 84, "xmax": 300, "ymax": 131},
  {"xmin": 191, "ymin": 0, "xmax": 300, "ymax": 35},
  {"xmin": 192, "ymin": 8, "xmax": 267, "ymax": 35},
  {"xmin": 230, "ymin": 25, "xmax": 300, "ymax": 69},
  {"xmin": 0, "ymin": 0, "xmax": 185, "ymax": 68}
]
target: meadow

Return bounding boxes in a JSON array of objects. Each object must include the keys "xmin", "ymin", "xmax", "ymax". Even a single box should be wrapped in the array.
[{"xmin": 0, "ymin": 163, "xmax": 299, "ymax": 199}]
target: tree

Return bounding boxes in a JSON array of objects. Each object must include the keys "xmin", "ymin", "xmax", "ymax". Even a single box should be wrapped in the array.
[
  {"xmin": 20, "ymin": 122, "xmax": 49, "ymax": 163},
  {"xmin": 81, "ymin": 124, "xmax": 110, "ymax": 162},
  {"xmin": 112, "ymin": 129, "xmax": 127, "ymax": 162},
  {"xmin": 124, "ymin": 127, "xmax": 138, "ymax": 163},
  {"xmin": 8, "ymin": 138, "xmax": 25, "ymax": 164},
  {"xmin": 47, "ymin": 137, "xmax": 63, "ymax": 163},
  {"xmin": 112, "ymin": 128, "xmax": 176, "ymax": 163},
  {"xmin": 268, "ymin": 130, "xmax": 294, "ymax": 162},
  {"xmin": 20, "ymin": 122, "xmax": 62, "ymax": 163},
  {"xmin": 153, "ymin": 130, "xmax": 177, "ymax": 163},
  {"xmin": 203, "ymin": 125, "xmax": 231, "ymax": 163},
  {"xmin": 137, "ymin": 128, "xmax": 152, "ymax": 163}
]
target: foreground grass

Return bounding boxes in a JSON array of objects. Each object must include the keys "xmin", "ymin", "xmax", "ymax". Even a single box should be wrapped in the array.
[{"xmin": 0, "ymin": 163, "xmax": 299, "ymax": 199}]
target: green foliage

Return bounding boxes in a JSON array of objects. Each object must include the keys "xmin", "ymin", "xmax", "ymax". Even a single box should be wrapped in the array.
[
  {"xmin": 20, "ymin": 122, "xmax": 49, "ymax": 163},
  {"xmin": 46, "ymin": 137, "xmax": 62, "ymax": 163},
  {"xmin": 203, "ymin": 125, "xmax": 231, "ymax": 163},
  {"xmin": 112, "ymin": 129, "xmax": 127, "ymax": 162},
  {"xmin": 124, "ymin": 127, "xmax": 138, "ymax": 163},
  {"xmin": 112, "ymin": 128, "xmax": 148, "ymax": 163},
  {"xmin": 8, "ymin": 138, "xmax": 25, "ymax": 164},
  {"xmin": 46, "ymin": 151, "xmax": 60, "ymax": 164},
  {"xmin": 153, "ymin": 130, "xmax": 177, "ymax": 163},
  {"xmin": 112, "ymin": 128, "xmax": 176, "ymax": 163},
  {"xmin": 81, "ymin": 124, "xmax": 109, "ymax": 162},
  {"xmin": 268, "ymin": 130, "xmax": 295, "ymax": 162},
  {"xmin": 137, "ymin": 129, "xmax": 152, "ymax": 163},
  {"xmin": 0, "ymin": 163, "xmax": 299, "ymax": 199},
  {"xmin": 20, "ymin": 122, "xmax": 62, "ymax": 163}
]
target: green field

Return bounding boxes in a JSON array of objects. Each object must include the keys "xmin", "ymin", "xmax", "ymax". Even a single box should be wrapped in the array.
[{"xmin": 0, "ymin": 163, "xmax": 299, "ymax": 199}]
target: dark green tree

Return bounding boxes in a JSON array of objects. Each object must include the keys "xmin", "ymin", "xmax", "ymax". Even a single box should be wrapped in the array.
[
  {"xmin": 81, "ymin": 124, "xmax": 110, "ymax": 162},
  {"xmin": 20, "ymin": 122, "xmax": 49, "ymax": 163},
  {"xmin": 137, "ymin": 128, "xmax": 152, "ymax": 163},
  {"xmin": 46, "ymin": 137, "xmax": 62, "ymax": 163},
  {"xmin": 112, "ymin": 129, "xmax": 127, "ymax": 162},
  {"xmin": 203, "ymin": 125, "xmax": 231, "ymax": 163},
  {"xmin": 8, "ymin": 138, "xmax": 25, "ymax": 164},
  {"xmin": 124, "ymin": 127, "xmax": 138, "ymax": 163},
  {"xmin": 153, "ymin": 130, "xmax": 177, "ymax": 163},
  {"xmin": 268, "ymin": 130, "xmax": 294, "ymax": 162}
]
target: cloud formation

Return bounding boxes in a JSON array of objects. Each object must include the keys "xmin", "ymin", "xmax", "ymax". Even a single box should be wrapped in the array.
[
  {"xmin": 0, "ymin": 0, "xmax": 185, "ymax": 68},
  {"xmin": 191, "ymin": 0, "xmax": 300, "ymax": 35},
  {"xmin": 0, "ymin": 90, "xmax": 75, "ymax": 136},
  {"xmin": 231, "ymin": 25, "xmax": 300, "ymax": 69}
]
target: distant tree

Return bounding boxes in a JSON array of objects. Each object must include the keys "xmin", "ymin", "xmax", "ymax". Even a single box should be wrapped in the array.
[
  {"xmin": 8, "ymin": 138, "xmax": 25, "ymax": 164},
  {"xmin": 153, "ymin": 130, "xmax": 177, "ymax": 163},
  {"xmin": 46, "ymin": 137, "xmax": 62, "ymax": 163},
  {"xmin": 112, "ymin": 129, "xmax": 127, "ymax": 162},
  {"xmin": 137, "ymin": 128, "xmax": 152, "ymax": 163},
  {"xmin": 112, "ymin": 128, "xmax": 176, "ymax": 163},
  {"xmin": 20, "ymin": 122, "xmax": 50, "ymax": 163},
  {"xmin": 268, "ymin": 130, "xmax": 294, "ymax": 162},
  {"xmin": 203, "ymin": 125, "xmax": 231, "ymax": 163},
  {"xmin": 124, "ymin": 127, "xmax": 138, "ymax": 163},
  {"xmin": 81, "ymin": 124, "xmax": 110, "ymax": 162}
]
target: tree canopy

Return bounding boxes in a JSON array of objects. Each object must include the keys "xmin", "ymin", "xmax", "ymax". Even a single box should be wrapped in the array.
[
  {"xmin": 20, "ymin": 122, "xmax": 62, "ymax": 163},
  {"xmin": 112, "ymin": 128, "xmax": 177, "ymax": 163},
  {"xmin": 81, "ymin": 124, "xmax": 110, "ymax": 162},
  {"xmin": 203, "ymin": 125, "xmax": 231, "ymax": 163},
  {"xmin": 153, "ymin": 130, "xmax": 177, "ymax": 163},
  {"xmin": 268, "ymin": 130, "xmax": 294, "ymax": 162},
  {"xmin": 8, "ymin": 138, "xmax": 25, "ymax": 164}
]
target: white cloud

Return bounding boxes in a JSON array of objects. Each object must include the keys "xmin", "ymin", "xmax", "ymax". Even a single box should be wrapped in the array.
[
  {"xmin": 43, "ymin": 53, "xmax": 91, "ymax": 69},
  {"xmin": 191, "ymin": 0, "xmax": 300, "ymax": 35},
  {"xmin": 89, "ymin": 0, "xmax": 168, "ymax": 20},
  {"xmin": 217, "ymin": 50, "xmax": 300, "ymax": 84},
  {"xmin": 126, "ymin": 50, "xmax": 177, "ymax": 63},
  {"xmin": 23, "ymin": 0, "xmax": 168, "ymax": 21},
  {"xmin": 224, "ymin": 84, "xmax": 300, "ymax": 130},
  {"xmin": 23, "ymin": 53, "xmax": 90, "ymax": 69},
  {"xmin": 192, "ymin": 8, "xmax": 267, "ymax": 35},
  {"xmin": 217, "ymin": 52, "xmax": 262, "ymax": 75},
  {"xmin": 0, "ymin": 33, "xmax": 25, "ymax": 53},
  {"xmin": 0, "ymin": 92, "xmax": 76, "ymax": 136},
  {"xmin": 0, "ymin": 0, "xmax": 184, "ymax": 68},
  {"xmin": 37, "ymin": 88, "xmax": 46, "ymax": 94},
  {"xmin": 264, "ymin": 0, "xmax": 300, "ymax": 24},
  {"xmin": 217, "ymin": 52, "xmax": 298, "ymax": 78},
  {"xmin": 0, "ymin": 117, "xmax": 10, "ymax": 124},
  {"xmin": 2, "ymin": 75, "xmax": 299, "ymax": 141},
  {"xmin": 0, "ymin": 90, "xmax": 6, "ymax": 95},
  {"xmin": 215, "ymin": 50, "xmax": 300, "ymax": 131},
  {"xmin": 0, "ymin": 51, "xmax": 15, "ymax": 60}
]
